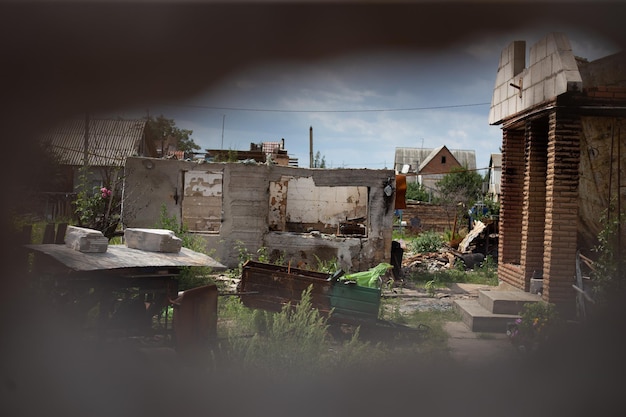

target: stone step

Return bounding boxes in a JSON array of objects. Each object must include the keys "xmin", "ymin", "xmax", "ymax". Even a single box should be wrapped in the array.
[
  {"xmin": 454, "ymin": 299, "xmax": 520, "ymax": 333},
  {"xmin": 478, "ymin": 290, "xmax": 542, "ymax": 315}
]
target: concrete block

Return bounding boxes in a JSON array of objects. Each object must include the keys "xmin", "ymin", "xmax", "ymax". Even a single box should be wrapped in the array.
[
  {"xmin": 124, "ymin": 228, "xmax": 182, "ymax": 253},
  {"xmin": 65, "ymin": 226, "xmax": 108, "ymax": 253}
]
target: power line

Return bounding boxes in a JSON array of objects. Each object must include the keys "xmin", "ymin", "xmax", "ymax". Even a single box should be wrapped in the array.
[{"xmin": 163, "ymin": 102, "xmax": 491, "ymax": 114}]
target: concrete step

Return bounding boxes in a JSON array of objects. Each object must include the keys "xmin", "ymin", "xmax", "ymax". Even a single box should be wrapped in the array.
[
  {"xmin": 478, "ymin": 290, "xmax": 542, "ymax": 315},
  {"xmin": 454, "ymin": 299, "xmax": 520, "ymax": 333}
]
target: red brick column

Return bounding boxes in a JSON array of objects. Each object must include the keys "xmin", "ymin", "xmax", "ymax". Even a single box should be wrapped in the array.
[
  {"xmin": 498, "ymin": 128, "xmax": 525, "ymax": 289},
  {"xmin": 520, "ymin": 119, "xmax": 548, "ymax": 290},
  {"xmin": 543, "ymin": 110, "xmax": 580, "ymax": 308}
]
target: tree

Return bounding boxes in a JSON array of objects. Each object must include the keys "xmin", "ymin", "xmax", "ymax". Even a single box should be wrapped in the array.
[
  {"xmin": 436, "ymin": 167, "xmax": 484, "ymax": 208},
  {"xmin": 436, "ymin": 167, "xmax": 484, "ymax": 235},
  {"xmin": 313, "ymin": 151, "xmax": 326, "ymax": 168},
  {"xmin": 146, "ymin": 114, "xmax": 200, "ymax": 155},
  {"xmin": 405, "ymin": 181, "xmax": 430, "ymax": 202}
]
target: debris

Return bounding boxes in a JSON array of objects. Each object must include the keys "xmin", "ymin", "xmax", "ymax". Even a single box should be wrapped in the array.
[
  {"xmin": 458, "ymin": 220, "xmax": 487, "ymax": 253},
  {"xmin": 64, "ymin": 225, "xmax": 108, "ymax": 253},
  {"xmin": 124, "ymin": 228, "xmax": 182, "ymax": 253}
]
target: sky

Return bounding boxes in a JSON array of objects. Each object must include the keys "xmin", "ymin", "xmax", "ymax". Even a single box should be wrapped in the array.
[{"xmin": 112, "ymin": 27, "xmax": 620, "ymax": 174}]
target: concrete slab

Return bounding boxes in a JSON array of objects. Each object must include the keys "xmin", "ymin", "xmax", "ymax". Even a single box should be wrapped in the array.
[
  {"xmin": 454, "ymin": 299, "xmax": 519, "ymax": 333},
  {"xmin": 444, "ymin": 321, "xmax": 520, "ymax": 367},
  {"xmin": 64, "ymin": 226, "xmax": 108, "ymax": 253},
  {"xmin": 478, "ymin": 290, "xmax": 542, "ymax": 315},
  {"xmin": 124, "ymin": 228, "xmax": 182, "ymax": 253}
]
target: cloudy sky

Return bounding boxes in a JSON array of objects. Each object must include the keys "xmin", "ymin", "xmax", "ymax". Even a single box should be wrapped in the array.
[{"xmin": 113, "ymin": 27, "xmax": 620, "ymax": 174}]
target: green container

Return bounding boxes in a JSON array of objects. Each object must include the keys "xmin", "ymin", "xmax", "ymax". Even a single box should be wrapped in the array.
[{"xmin": 330, "ymin": 283, "xmax": 380, "ymax": 320}]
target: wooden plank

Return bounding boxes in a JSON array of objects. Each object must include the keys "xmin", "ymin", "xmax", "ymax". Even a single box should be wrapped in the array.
[{"xmin": 25, "ymin": 244, "xmax": 226, "ymax": 271}]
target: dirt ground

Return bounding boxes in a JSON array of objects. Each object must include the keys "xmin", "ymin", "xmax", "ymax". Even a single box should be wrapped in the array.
[
  {"xmin": 381, "ymin": 280, "xmax": 495, "ymax": 315},
  {"xmin": 380, "ymin": 280, "xmax": 520, "ymax": 366}
]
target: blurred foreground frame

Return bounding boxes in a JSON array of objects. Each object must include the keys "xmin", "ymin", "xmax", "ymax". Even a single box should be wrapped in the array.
[{"xmin": 2, "ymin": 2, "xmax": 626, "ymax": 417}]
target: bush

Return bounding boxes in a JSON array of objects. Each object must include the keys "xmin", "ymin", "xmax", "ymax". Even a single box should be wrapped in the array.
[
  {"xmin": 410, "ymin": 231, "xmax": 444, "ymax": 253},
  {"xmin": 227, "ymin": 286, "xmax": 332, "ymax": 377},
  {"xmin": 507, "ymin": 302, "xmax": 561, "ymax": 354}
]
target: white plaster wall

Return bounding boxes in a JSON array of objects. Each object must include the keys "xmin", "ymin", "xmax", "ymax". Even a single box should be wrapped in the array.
[{"xmin": 283, "ymin": 177, "xmax": 367, "ymax": 226}]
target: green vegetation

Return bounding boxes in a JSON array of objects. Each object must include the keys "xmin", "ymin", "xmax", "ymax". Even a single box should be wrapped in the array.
[
  {"xmin": 73, "ymin": 166, "xmax": 123, "ymax": 238},
  {"xmin": 409, "ymin": 230, "xmax": 445, "ymax": 253},
  {"xmin": 405, "ymin": 181, "xmax": 430, "ymax": 202},
  {"xmin": 156, "ymin": 204, "xmax": 215, "ymax": 291},
  {"xmin": 507, "ymin": 302, "xmax": 561, "ymax": 354},
  {"xmin": 591, "ymin": 206, "xmax": 626, "ymax": 308},
  {"xmin": 145, "ymin": 114, "xmax": 200, "ymax": 154},
  {"xmin": 435, "ymin": 166, "xmax": 484, "ymax": 209},
  {"xmin": 404, "ymin": 255, "xmax": 498, "ymax": 288}
]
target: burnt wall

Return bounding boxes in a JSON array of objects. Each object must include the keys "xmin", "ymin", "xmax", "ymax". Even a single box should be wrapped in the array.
[{"xmin": 123, "ymin": 157, "xmax": 395, "ymax": 270}]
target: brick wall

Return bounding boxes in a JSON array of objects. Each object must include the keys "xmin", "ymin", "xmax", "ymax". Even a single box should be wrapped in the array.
[
  {"xmin": 584, "ymin": 86, "xmax": 626, "ymax": 100},
  {"xmin": 542, "ymin": 110, "xmax": 581, "ymax": 306},
  {"xmin": 498, "ymin": 128, "xmax": 525, "ymax": 267},
  {"xmin": 399, "ymin": 202, "xmax": 452, "ymax": 233},
  {"xmin": 519, "ymin": 118, "xmax": 548, "ymax": 290}
]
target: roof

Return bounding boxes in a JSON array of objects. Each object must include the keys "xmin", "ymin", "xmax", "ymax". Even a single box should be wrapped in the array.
[
  {"xmin": 26, "ymin": 244, "xmax": 226, "ymax": 272},
  {"xmin": 394, "ymin": 147, "xmax": 477, "ymax": 172},
  {"xmin": 489, "ymin": 153, "xmax": 502, "ymax": 168},
  {"xmin": 41, "ymin": 118, "xmax": 151, "ymax": 167}
]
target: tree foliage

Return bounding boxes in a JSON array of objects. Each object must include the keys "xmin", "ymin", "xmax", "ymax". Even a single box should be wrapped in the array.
[
  {"xmin": 435, "ymin": 167, "xmax": 484, "ymax": 208},
  {"xmin": 405, "ymin": 181, "xmax": 429, "ymax": 202},
  {"xmin": 313, "ymin": 151, "xmax": 326, "ymax": 168},
  {"xmin": 146, "ymin": 114, "xmax": 200, "ymax": 154}
]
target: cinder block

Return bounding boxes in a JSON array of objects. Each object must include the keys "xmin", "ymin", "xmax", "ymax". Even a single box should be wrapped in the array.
[
  {"xmin": 65, "ymin": 226, "xmax": 108, "ymax": 253},
  {"xmin": 124, "ymin": 228, "xmax": 182, "ymax": 253}
]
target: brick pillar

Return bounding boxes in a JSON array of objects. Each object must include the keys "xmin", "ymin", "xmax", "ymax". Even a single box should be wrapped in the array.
[
  {"xmin": 543, "ymin": 110, "xmax": 580, "ymax": 308},
  {"xmin": 520, "ymin": 118, "xmax": 548, "ymax": 290},
  {"xmin": 498, "ymin": 128, "xmax": 525, "ymax": 289}
]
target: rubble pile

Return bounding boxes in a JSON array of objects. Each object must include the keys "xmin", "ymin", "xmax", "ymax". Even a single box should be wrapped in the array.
[{"xmin": 402, "ymin": 250, "xmax": 457, "ymax": 274}]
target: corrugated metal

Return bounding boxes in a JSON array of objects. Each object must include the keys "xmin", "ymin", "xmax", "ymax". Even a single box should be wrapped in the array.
[
  {"xmin": 41, "ymin": 118, "xmax": 149, "ymax": 167},
  {"xmin": 394, "ymin": 147, "xmax": 477, "ymax": 172}
]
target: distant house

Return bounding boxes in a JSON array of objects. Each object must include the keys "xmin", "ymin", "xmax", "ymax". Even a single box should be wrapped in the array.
[
  {"xmin": 486, "ymin": 153, "xmax": 502, "ymax": 202},
  {"xmin": 394, "ymin": 145, "xmax": 477, "ymax": 194},
  {"xmin": 38, "ymin": 118, "xmax": 157, "ymax": 219}
]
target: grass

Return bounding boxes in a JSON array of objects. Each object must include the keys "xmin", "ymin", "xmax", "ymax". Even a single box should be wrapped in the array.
[{"xmin": 213, "ymin": 278, "xmax": 463, "ymax": 377}]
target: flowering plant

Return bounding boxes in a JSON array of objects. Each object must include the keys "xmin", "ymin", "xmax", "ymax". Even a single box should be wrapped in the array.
[
  {"xmin": 507, "ymin": 301, "xmax": 560, "ymax": 354},
  {"xmin": 73, "ymin": 168, "xmax": 122, "ymax": 238}
]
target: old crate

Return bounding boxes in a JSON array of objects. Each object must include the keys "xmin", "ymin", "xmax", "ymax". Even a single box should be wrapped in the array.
[{"xmin": 239, "ymin": 260, "xmax": 381, "ymax": 323}]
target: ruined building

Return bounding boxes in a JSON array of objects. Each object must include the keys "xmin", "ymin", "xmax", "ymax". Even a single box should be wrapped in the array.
[
  {"xmin": 489, "ymin": 32, "xmax": 626, "ymax": 311},
  {"xmin": 122, "ymin": 157, "xmax": 395, "ymax": 271}
]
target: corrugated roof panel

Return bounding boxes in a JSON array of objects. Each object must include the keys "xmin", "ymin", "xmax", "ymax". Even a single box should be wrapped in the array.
[{"xmin": 41, "ymin": 119, "xmax": 148, "ymax": 166}]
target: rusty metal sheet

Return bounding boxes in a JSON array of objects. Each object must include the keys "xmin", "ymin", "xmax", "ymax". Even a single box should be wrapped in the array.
[{"xmin": 26, "ymin": 244, "xmax": 227, "ymax": 272}]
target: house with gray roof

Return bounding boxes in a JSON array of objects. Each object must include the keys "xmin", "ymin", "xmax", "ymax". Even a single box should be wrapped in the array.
[
  {"xmin": 394, "ymin": 145, "xmax": 477, "ymax": 194},
  {"xmin": 38, "ymin": 118, "xmax": 157, "ymax": 219}
]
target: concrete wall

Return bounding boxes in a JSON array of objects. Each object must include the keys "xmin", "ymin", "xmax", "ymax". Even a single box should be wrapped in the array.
[
  {"xmin": 122, "ymin": 157, "xmax": 396, "ymax": 272},
  {"xmin": 489, "ymin": 32, "xmax": 583, "ymax": 125}
]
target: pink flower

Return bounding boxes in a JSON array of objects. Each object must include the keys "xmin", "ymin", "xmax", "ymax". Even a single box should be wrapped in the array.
[{"xmin": 100, "ymin": 187, "xmax": 112, "ymax": 198}]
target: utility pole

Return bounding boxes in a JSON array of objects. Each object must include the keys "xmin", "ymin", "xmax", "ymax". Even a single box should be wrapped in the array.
[
  {"xmin": 309, "ymin": 126, "xmax": 313, "ymax": 168},
  {"xmin": 84, "ymin": 112, "xmax": 89, "ymax": 167},
  {"xmin": 221, "ymin": 114, "xmax": 225, "ymax": 149}
]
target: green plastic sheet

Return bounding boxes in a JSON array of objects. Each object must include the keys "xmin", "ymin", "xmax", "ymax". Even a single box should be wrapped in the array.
[{"xmin": 340, "ymin": 263, "xmax": 393, "ymax": 288}]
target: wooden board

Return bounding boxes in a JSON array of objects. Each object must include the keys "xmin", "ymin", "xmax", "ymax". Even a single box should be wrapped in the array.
[{"xmin": 25, "ymin": 244, "xmax": 226, "ymax": 272}]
